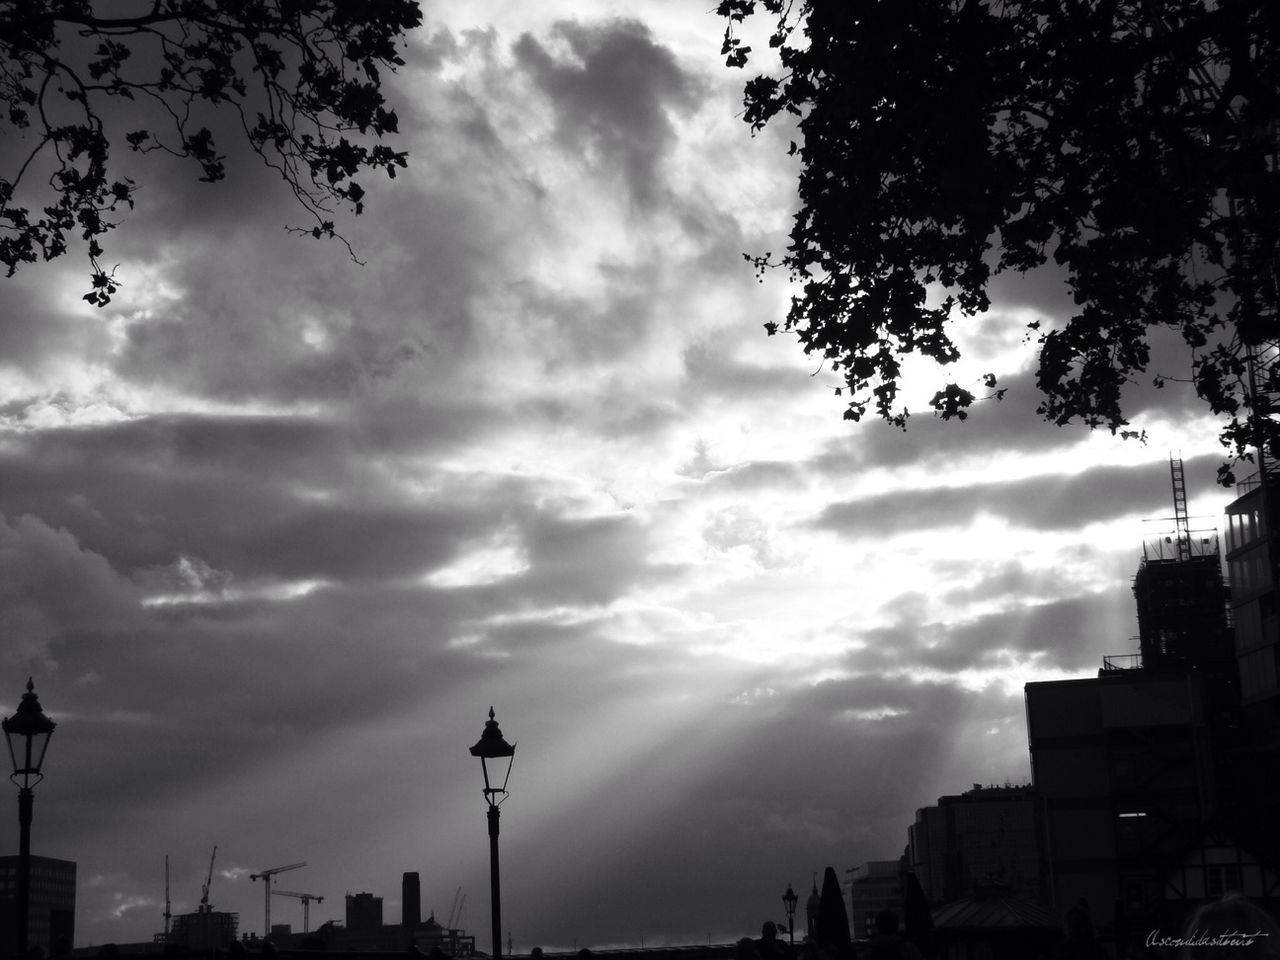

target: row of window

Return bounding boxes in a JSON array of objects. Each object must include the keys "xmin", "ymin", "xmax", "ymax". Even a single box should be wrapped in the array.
[
  {"xmin": 1226, "ymin": 503, "xmax": 1264, "ymax": 554},
  {"xmin": 1230, "ymin": 546, "xmax": 1274, "ymax": 598}
]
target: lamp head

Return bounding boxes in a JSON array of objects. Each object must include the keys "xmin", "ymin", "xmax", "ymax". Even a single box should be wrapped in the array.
[
  {"xmin": 2, "ymin": 679, "xmax": 55, "ymax": 789},
  {"xmin": 469, "ymin": 707, "xmax": 515, "ymax": 801}
]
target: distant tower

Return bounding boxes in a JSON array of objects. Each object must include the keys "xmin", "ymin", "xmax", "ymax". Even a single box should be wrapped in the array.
[
  {"xmin": 402, "ymin": 872, "xmax": 421, "ymax": 945},
  {"xmin": 805, "ymin": 877, "xmax": 820, "ymax": 939}
]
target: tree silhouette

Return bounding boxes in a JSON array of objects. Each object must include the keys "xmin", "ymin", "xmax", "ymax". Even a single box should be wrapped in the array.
[
  {"xmin": 0, "ymin": 0, "xmax": 422, "ymax": 305},
  {"xmin": 720, "ymin": 0, "xmax": 1279, "ymax": 481}
]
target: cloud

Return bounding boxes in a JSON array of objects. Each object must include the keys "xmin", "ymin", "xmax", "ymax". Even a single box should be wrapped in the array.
[
  {"xmin": 0, "ymin": 514, "xmax": 141, "ymax": 664},
  {"xmin": 513, "ymin": 20, "xmax": 701, "ymax": 208},
  {"xmin": 812, "ymin": 455, "xmax": 1222, "ymax": 537}
]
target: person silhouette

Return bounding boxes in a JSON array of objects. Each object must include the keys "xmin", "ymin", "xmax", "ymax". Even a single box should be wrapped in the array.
[{"xmin": 757, "ymin": 920, "xmax": 788, "ymax": 960}]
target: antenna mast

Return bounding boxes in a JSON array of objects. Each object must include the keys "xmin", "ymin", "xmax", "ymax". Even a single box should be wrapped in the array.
[{"xmin": 164, "ymin": 856, "xmax": 172, "ymax": 940}]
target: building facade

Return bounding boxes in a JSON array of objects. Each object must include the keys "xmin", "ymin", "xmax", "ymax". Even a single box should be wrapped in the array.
[
  {"xmin": 0, "ymin": 855, "xmax": 76, "ymax": 956},
  {"xmin": 345, "ymin": 892, "xmax": 383, "ymax": 933},
  {"xmin": 846, "ymin": 861, "xmax": 901, "ymax": 939},
  {"xmin": 1026, "ymin": 668, "xmax": 1219, "ymax": 926},
  {"xmin": 167, "ymin": 910, "xmax": 238, "ymax": 952},
  {"xmin": 1225, "ymin": 472, "xmax": 1280, "ymax": 868},
  {"xmin": 908, "ymin": 785, "xmax": 1043, "ymax": 907}
]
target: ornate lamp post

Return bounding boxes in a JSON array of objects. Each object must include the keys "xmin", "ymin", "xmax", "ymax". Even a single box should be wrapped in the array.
[
  {"xmin": 3, "ymin": 679, "xmax": 56, "ymax": 959},
  {"xmin": 782, "ymin": 883, "xmax": 798, "ymax": 946},
  {"xmin": 469, "ymin": 707, "xmax": 515, "ymax": 960}
]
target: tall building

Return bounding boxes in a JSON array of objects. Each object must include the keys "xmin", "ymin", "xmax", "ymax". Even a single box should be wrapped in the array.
[
  {"xmin": 1226, "ymin": 476, "xmax": 1278, "ymax": 701},
  {"xmin": 1225, "ymin": 468, "xmax": 1280, "ymax": 867},
  {"xmin": 0, "ymin": 855, "xmax": 76, "ymax": 955},
  {"xmin": 1225, "ymin": 327, "xmax": 1280, "ymax": 708},
  {"xmin": 907, "ymin": 784, "xmax": 1043, "ymax": 906},
  {"xmin": 1131, "ymin": 471, "xmax": 1239, "ymax": 814},
  {"xmin": 845, "ymin": 861, "xmax": 901, "ymax": 939},
  {"xmin": 345, "ymin": 892, "xmax": 383, "ymax": 933},
  {"xmin": 1026, "ymin": 668, "xmax": 1218, "ymax": 929},
  {"xmin": 402, "ymin": 872, "xmax": 421, "ymax": 948},
  {"xmin": 1025, "ymin": 464, "xmax": 1248, "ymax": 933}
]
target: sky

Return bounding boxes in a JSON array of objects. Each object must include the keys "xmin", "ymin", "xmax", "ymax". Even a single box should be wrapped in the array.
[{"xmin": 0, "ymin": 1, "xmax": 1242, "ymax": 952}]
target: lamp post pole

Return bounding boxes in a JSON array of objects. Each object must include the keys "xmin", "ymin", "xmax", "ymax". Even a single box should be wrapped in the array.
[
  {"xmin": 3, "ymin": 679, "xmax": 56, "ymax": 960},
  {"xmin": 17, "ymin": 782, "xmax": 32, "ymax": 957},
  {"xmin": 470, "ymin": 707, "xmax": 516, "ymax": 960},
  {"xmin": 487, "ymin": 803, "xmax": 501, "ymax": 960}
]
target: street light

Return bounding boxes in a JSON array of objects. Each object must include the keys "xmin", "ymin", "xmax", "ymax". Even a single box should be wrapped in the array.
[
  {"xmin": 3, "ymin": 679, "xmax": 56, "ymax": 959},
  {"xmin": 469, "ymin": 707, "xmax": 515, "ymax": 960},
  {"xmin": 782, "ymin": 883, "xmax": 798, "ymax": 945}
]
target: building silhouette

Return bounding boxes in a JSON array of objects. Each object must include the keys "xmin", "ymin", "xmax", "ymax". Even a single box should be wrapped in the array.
[
  {"xmin": 0, "ymin": 855, "xmax": 75, "ymax": 956},
  {"xmin": 1225, "ymin": 467, "xmax": 1280, "ymax": 867},
  {"xmin": 1023, "ymin": 459, "xmax": 1280, "ymax": 937},
  {"xmin": 1025, "ymin": 665, "xmax": 1221, "ymax": 928},
  {"xmin": 401, "ymin": 872, "xmax": 420, "ymax": 947},
  {"xmin": 845, "ymin": 861, "xmax": 901, "ymax": 939},
  {"xmin": 346, "ymin": 892, "xmax": 382, "ymax": 934},
  {"xmin": 167, "ymin": 908, "xmax": 237, "ymax": 952},
  {"xmin": 907, "ymin": 784, "xmax": 1043, "ymax": 906},
  {"xmin": 289, "ymin": 877, "xmax": 473, "ymax": 956}
]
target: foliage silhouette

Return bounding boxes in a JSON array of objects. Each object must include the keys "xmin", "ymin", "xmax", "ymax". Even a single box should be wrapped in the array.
[
  {"xmin": 0, "ymin": 0, "xmax": 422, "ymax": 305},
  {"xmin": 720, "ymin": 0, "xmax": 1280, "ymax": 482}
]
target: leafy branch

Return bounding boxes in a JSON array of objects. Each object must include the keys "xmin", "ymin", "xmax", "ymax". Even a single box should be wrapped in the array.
[
  {"xmin": 721, "ymin": 0, "xmax": 1280, "ymax": 483},
  {"xmin": 0, "ymin": 0, "xmax": 422, "ymax": 304}
]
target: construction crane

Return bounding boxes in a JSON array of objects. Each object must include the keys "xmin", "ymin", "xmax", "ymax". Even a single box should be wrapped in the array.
[
  {"xmin": 198, "ymin": 846, "xmax": 218, "ymax": 914},
  {"xmin": 1170, "ymin": 455, "xmax": 1192, "ymax": 562},
  {"xmin": 272, "ymin": 890, "xmax": 324, "ymax": 933},
  {"xmin": 446, "ymin": 887, "xmax": 461, "ymax": 930},
  {"xmin": 249, "ymin": 862, "xmax": 305, "ymax": 936}
]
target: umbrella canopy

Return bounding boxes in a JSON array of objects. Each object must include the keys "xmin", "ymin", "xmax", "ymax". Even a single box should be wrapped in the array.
[
  {"xmin": 815, "ymin": 867, "xmax": 851, "ymax": 955},
  {"xmin": 902, "ymin": 871, "xmax": 936, "ymax": 959}
]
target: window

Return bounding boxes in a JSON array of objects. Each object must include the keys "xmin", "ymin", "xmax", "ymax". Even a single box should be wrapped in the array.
[{"xmin": 1206, "ymin": 865, "xmax": 1243, "ymax": 897}]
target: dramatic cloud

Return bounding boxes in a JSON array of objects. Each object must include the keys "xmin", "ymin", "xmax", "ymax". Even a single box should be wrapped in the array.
[{"xmin": 0, "ymin": 3, "xmax": 1238, "ymax": 953}]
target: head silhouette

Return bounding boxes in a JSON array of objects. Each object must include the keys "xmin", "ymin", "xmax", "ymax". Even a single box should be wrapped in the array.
[
  {"xmin": 1181, "ymin": 894, "xmax": 1280, "ymax": 958},
  {"xmin": 873, "ymin": 910, "xmax": 900, "ymax": 936}
]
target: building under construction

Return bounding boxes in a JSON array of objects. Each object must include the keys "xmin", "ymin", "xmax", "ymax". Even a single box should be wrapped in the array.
[
  {"xmin": 161, "ymin": 848, "xmax": 238, "ymax": 951},
  {"xmin": 1024, "ymin": 457, "xmax": 1279, "ymax": 938},
  {"xmin": 1133, "ymin": 458, "xmax": 1233, "ymax": 673},
  {"xmin": 167, "ymin": 910, "xmax": 238, "ymax": 952}
]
